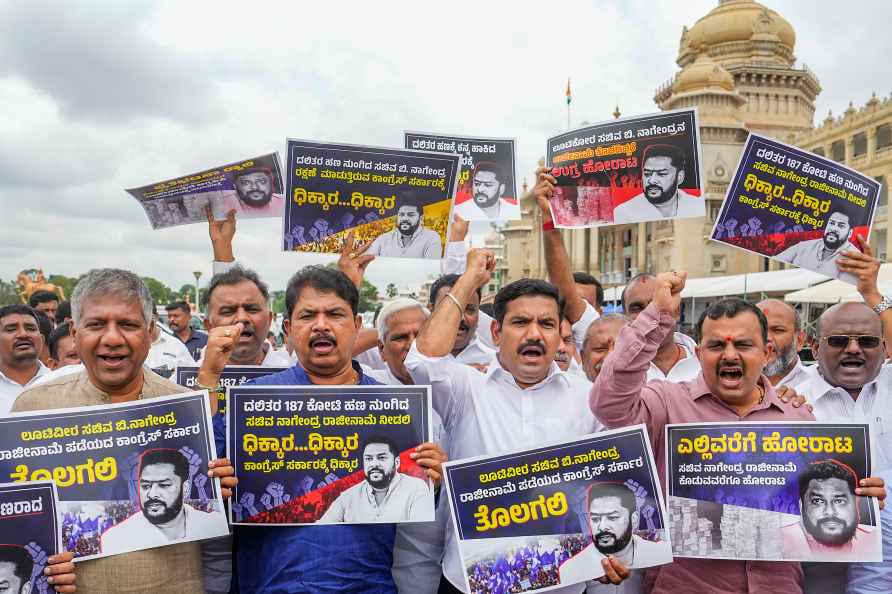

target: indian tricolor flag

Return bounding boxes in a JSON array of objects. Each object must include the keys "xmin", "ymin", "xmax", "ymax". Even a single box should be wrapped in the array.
[{"xmin": 565, "ymin": 78, "xmax": 572, "ymax": 105}]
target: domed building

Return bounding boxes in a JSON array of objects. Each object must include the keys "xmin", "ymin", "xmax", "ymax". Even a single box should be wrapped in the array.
[
  {"xmin": 501, "ymin": 0, "xmax": 829, "ymax": 294},
  {"xmin": 598, "ymin": 0, "xmax": 822, "ymax": 285},
  {"xmin": 500, "ymin": 0, "xmax": 891, "ymax": 310}
]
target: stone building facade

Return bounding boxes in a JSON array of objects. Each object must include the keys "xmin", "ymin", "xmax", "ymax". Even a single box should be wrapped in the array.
[{"xmin": 500, "ymin": 0, "xmax": 889, "ymax": 288}]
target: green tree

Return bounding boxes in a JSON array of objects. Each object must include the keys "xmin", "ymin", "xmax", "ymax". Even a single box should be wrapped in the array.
[
  {"xmin": 359, "ymin": 280, "xmax": 379, "ymax": 314},
  {"xmin": 47, "ymin": 274, "xmax": 82, "ymax": 300},
  {"xmin": 0, "ymin": 279, "xmax": 21, "ymax": 306},
  {"xmin": 271, "ymin": 290, "xmax": 286, "ymax": 315},
  {"xmin": 141, "ymin": 277, "xmax": 175, "ymax": 307}
]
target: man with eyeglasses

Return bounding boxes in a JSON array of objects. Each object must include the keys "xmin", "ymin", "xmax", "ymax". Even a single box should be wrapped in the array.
[{"xmin": 789, "ymin": 241, "xmax": 892, "ymax": 594}]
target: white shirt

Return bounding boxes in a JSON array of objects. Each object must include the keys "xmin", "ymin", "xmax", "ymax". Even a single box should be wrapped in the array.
[
  {"xmin": 794, "ymin": 364, "xmax": 892, "ymax": 473},
  {"xmin": 454, "ymin": 335, "xmax": 496, "ymax": 366},
  {"xmin": 612, "ymin": 189, "xmax": 703, "ymax": 224},
  {"xmin": 775, "ymin": 239, "xmax": 858, "ymax": 284},
  {"xmin": 405, "ymin": 343, "xmax": 602, "ymax": 593},
  {"xmin": 442, "ymin": 241, "xmax": 600, "ymax": 353},
  {"xmin": 453, "ymin": 197, "xmax": 520, "ymax": 221},
  {"xmin": 364, "ymin": 365, "xmax": 450, "ymax": 594},
  {"xmin": 100, "ymin": 504, "xmax": 228, "ymax": 556},
  {"xmin": 774, "ymin": 359, "xmax": 812, "ymax": 390},
  {"xmin": 197, "ymin": 343, "xmax": 292, "ymax": 367},
  {"xmin": 319, "ymin": 472, "xmax": 434, "ymax": 523},
  {"xmin": 367, "ymin": 226, "xmax": 443, "ymax": 259},
  {"xmin": 645, "ymin": 332, "xmax": 701, "ymax": 383},
  {"xmin": 356, "ymin": 347, "xmax": 387, "ymax": 371},
  {"xmin": 0, "ymin": 362, "xmax": 49, "ymax": 416},
  {"xmin": 147, "ymin": 331, "xmax": 196, "ymax": 372},
  {"xmin": 560, "ymin": 536, "xmax": 672, "ymax": 586},
  {"xmin": 33, "ymin": 363, "xmax": 84, "ymax": 387}
]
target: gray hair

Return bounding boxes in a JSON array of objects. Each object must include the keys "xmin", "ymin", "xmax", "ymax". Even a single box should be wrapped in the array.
[
  {"xmin": 71, "ymin": 269, "xmax": 154, "ymax": 326},
  {"xmin": 582, "ymin": 313, "xmax": 630, "ymax": 352},
  {"xmin": 376, "ymin": 298, "xmax": 429, "ymax": 339}
]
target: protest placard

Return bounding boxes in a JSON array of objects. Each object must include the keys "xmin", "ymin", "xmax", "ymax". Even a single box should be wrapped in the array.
[
  {"xmin": 0, "ymin": 392, "xmax": 228, "ymax": 561},
  {"xmin": 443, "ymin": 426, "xmax": 671, "ymax": 594},
  {"xmin": 227, "ymin": 385, "xmax": 433, "ymax": 525},
  {"xmin": 405, "ymin": 132, "xmax": 518, "ymax": 221},
  {"xmin": 546, "ymin": 108, "xmax": 703, "ymax": 228},
  {"xmin": 282, "ymin": 139, "xmax": 460, "ymax": 259},
  {"xmin": 710, "ymin": 134, "xmax": 881, "ymax": 284},
  {"xmin": 126, "ymin": 153, "xmax": 284, "ymax": 229},
  {"xmin": 666, "ymin": 421, "xmax": 880, "ymax": 562},
  {"xmin": 175, "ymin": 365, "xmax": 287, "ymax": 416},
  {"xmin": 0, "ymin": 481, "xmax": 61, "ymax": 593}
]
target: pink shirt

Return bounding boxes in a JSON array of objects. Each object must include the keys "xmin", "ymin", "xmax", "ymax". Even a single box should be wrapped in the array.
[{"xmin": 591, "ymin": 302, "xmax": 814, "ymax": 594}]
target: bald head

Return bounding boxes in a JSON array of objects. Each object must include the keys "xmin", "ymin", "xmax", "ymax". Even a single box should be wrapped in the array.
[
  {"xmin": 817, "ymin": 302, "xmax": 880, "ymax": 338},
  {"xmin": 582, "ymin": 314, "xmax": 629, "ymax": 382},
  {"xmin": 757, "ymin": 299, "xmax": 800, "ymax": 332},
  {"xmin": 816, "ymin": 302, "xmax": 884, "ymax": 393},
  {"xmin": 620, "ymin": 274, "xmax": 656, "ymax": 316}
]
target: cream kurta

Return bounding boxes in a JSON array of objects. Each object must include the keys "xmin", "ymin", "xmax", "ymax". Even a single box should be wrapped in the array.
[{"xmin": 12, "ymin": 370, "xmax": 204, "ymax": 594}]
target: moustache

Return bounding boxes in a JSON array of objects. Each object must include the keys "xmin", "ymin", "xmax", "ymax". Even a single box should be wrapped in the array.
[
  {"xmin": 144, "ymin": 498, "xmax": 168, "ymax": 509},
  {"xmin": 716, "ymin": 360, "xmax": 744, "ymax": 375},
  {"xmin": 646, "ymin": 184, "xmax": 662, "ymax": 193},
  {"xmin": 517, "ymin": 340, "xmax": 545, "ymax": 356},
  {"xmin": 13, "ymin": 339, "xmax": 34, "ymax": 348},
  {"xmin": 595, "ymin": 530, "xmax": 616, "ymax": 541},
  {"xmin": 458, "ymin": 320, "xmax": 470, "ymax": 333},
  {"xmin": 309, "ymin": 332, "xmax": 338, "ymax": 347}
]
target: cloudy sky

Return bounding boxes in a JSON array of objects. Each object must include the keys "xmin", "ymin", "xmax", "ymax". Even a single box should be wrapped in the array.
[{"xmin": 1, "ymin": 0, "xmax": 889, "ymax": 295}]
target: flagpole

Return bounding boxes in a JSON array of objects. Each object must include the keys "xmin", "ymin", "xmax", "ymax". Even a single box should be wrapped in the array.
[{"xmin": 565, "ymin": 77, "xmax": 572, "ymax": 130}]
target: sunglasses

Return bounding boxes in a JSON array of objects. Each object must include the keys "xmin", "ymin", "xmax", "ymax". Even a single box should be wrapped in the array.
[{"xmin": 821, "ymin": 335, "xmax": 883, "ymax": 349}]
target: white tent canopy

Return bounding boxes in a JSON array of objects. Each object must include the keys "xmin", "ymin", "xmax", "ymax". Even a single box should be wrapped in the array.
[
  {"xmin": 602, "ymin": 268, "xmax": 829, "ymax": 303},
  {"xmin": 681, "ymin": 268, "xmax": 829, "ymax": 299},
  {"xmin": 784, "ymin": 263, "xmax": 892, "ymax": 304}
]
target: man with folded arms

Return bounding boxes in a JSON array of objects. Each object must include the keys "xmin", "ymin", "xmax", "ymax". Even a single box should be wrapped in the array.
[{"xmin": 591, "ymin": 271, "xmax": 885, "ymax": 594}]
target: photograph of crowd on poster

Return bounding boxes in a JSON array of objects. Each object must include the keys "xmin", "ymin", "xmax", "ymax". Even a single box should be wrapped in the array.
[
  {"xmin": 283, "ymin": 140, "xmax": 460, "ymax": 259},
  {"xmin": 405, "ymin": 132, "xmax": 518, "ymax": 221},
  {"xmin": 545, "ymin": 109, "xmax": 703, "ymax": 228},
  {"xmin": 126, "ymin": 153, "xmax": 284, "ymax": 229},
  {"xmin": 444, "ymin": 426, "xmax": 671, "ymax": 594},
  {"xmin": 710, "ymin": 134, "xmax": 881, "ymax": 284},
  {"xmin": 227, "ymin": 385, "xmax": 434, "ymax": 526},
  {"xmin": 0, "ymin": 392, "xmax": 229, "ymax": 561},
  {"xmin": 0, "ymin": 481, "xmax": 61, "ymax": 594},
  {"xmin": 666, "ymin": 422, "xmax": 881, "ymax": 563}
]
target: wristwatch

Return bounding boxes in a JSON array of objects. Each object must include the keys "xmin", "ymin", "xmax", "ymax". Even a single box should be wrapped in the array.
[{"xmin": 872, "ymin": 296, "xmax": 892, "ymax": 315}]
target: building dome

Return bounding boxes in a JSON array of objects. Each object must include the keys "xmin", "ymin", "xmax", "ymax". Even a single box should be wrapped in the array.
[
  {"xmin": 682, "ymin": 0, "xmax": 795, "ymax": 56},
  {"xmin": 674, "ymin": 54, "xmax": 735, "ymax": 94}
]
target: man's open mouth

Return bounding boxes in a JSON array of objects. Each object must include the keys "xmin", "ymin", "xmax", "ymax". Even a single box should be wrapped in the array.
[
  {"xmin": 519, "ymin": 344, "xmax": 545, "ymax": 361},
  {"xmin": 98, "ymin": 354, "xmax": 128, "ymax": 368},
  {"xmin": 310, "ymin": 335, "xmax": 337, "ymax": 355},
  {"xmin": 717, "ymin": 364, "xmax": 744, "ymax": 388}
]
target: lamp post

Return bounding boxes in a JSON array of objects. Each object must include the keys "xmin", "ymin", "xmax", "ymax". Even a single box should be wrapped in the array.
[{"xmin": 193, "ymin": 271, "xmax": 202, "ymax": 314}]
